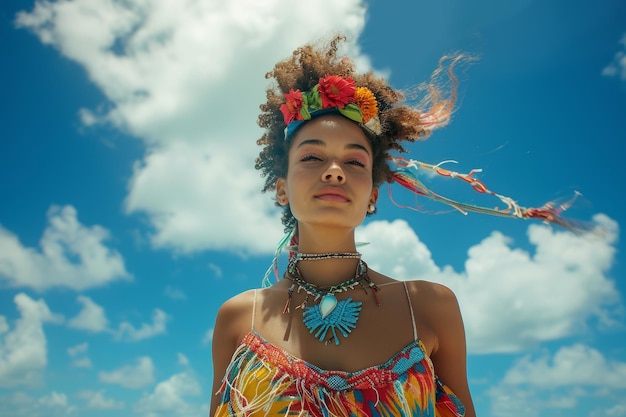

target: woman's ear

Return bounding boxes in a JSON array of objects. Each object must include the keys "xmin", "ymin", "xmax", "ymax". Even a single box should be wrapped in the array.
[
  {"xmin": 276, "ymin": 178, "xmax": 289, "ymax": 206},
  {"xmin": 370, "ymin": 187, "xmax": 379, "ymax": 206}
]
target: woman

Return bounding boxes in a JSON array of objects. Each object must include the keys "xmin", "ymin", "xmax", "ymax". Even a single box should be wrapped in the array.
[{"xmin": 210, "ymin": 36, "xmax": 572, "ymax": 417}]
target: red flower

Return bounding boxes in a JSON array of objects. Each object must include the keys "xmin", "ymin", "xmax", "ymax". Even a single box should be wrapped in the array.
[
  {"xmin": 318, "ymin": 75, "xmax": 356, "ymax": 109},
  {"xmin": 280, "ymin": 89, "xmax": 304, "ymax": 124}
]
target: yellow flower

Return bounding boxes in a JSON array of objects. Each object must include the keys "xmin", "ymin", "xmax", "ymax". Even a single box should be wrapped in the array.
[{"xmin": 354, "ymin": 87, "xmax": 378, "ymax": 123}]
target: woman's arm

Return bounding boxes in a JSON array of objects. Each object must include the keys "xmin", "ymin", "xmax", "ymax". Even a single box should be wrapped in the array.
[
  {"xmin": 428, "ymin": 283, "xmax": 476, "ymax": 417},
  {"xmin": 209, "ymin": 291, "xmax": 253, "ymax": 416}
]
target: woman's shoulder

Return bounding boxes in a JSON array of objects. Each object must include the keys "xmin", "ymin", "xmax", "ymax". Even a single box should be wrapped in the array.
[
  {"xmin": 213, "ymin": 290, "xmax": 259, "ymax": 351},
  {"xmin": 375, "ymin": 270, "xmax": 458, "ymax": 302},
  {"xmin": 407, "ymin": 279, "xmax": 458, "ymax": 300},
  {"xmin": 217, "ymin": 289, "xmax": 257, "ymax": 320},
  {"xmin": 380, "ymin": 277, "xmax": 460, "ymax": 319}
]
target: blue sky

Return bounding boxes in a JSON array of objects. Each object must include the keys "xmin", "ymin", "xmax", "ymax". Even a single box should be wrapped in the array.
[{"xmin": 1, "ymin": 1, "xmax": 625, "ymax": 416}]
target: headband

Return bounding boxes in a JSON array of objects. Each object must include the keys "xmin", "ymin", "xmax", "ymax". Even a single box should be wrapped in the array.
[{"xmin": 280, "ymin": 75, "xmax": 382, "ymax": 139}]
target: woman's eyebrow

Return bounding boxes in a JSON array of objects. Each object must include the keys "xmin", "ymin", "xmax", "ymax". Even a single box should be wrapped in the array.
[{"xmin": 296, "ymin": 139, "xmax": 370, "ymax": 155}]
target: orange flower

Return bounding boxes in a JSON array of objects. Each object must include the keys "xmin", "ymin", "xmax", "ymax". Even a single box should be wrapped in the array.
[{"xmin": 354, "ymin": 87, "xmax": 378, "ymax": 123}]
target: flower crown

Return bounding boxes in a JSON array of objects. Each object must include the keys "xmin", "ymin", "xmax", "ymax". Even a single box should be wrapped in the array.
[{"xmin": 280, "ymin": 75, "xmax": 381, "ymax": 139}]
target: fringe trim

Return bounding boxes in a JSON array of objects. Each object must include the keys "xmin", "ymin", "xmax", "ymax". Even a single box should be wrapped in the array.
[{"xmin": 215, "ymin": 334, "xmax": 465, "ymax": 417}]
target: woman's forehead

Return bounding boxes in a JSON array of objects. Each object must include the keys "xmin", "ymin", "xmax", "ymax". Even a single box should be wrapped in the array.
[{"xmin": 290, "ymin": 115, "xmax": 373, "ymax": 152}]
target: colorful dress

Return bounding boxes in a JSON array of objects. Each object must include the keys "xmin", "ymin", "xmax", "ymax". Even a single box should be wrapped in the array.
[{"xmin": 215, "ymin": 283, "xmax": 465, "ymax": 417}]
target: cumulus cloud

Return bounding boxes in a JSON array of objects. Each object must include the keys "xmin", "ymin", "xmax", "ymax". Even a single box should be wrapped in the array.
[
  {"xmin": 503, "ymin": 344, "xmax": 626, "ymax": 389},
  {"xmin": 99, "ymin": 356, "xmax": 155, "ymax": 389},
  {"xmin": 357, "ymin": 214, "xmax": 621, "ymax": 354},
  {"xmin": 124, "ymin": 142, "xmax": 283, "ymax": 254},
  {"xmin": 15, "ymin": 0, "xmax": 370, "ymax": 255},
  {"xmin": 135, "ymin": 371, "xmax": 206, "ymax": 416},
  {"xmin": 68, "ymin": 296, "xmax": 110, "ymax": 332},
  {"xmin": 0, "ymin": 205, "xmax": 131, "ymax": 291},
  {"xmin": 77, "ymin": 390, "xmax": 124, "ymax": 410},
  {"xmin": 37, "ymin": 392, "xmax": 69, "ymax": 408},
  {"xmin": 177, "ymin": 353, "xmax": 189, "ymax": 366},
  {"xmin": 0, "ymin": 391, "xmax": 76, "ymax": 417},
  {"xmin": 164, "ymin": 285, "xmax": 186, "ymax": 301},
  {"xmin": 602, "ymin": 33, "xmax": 626, "ymax": 81},
  {"xmin": 67, "ymin": 342, "xmax": 92, "ymax": 368},
  {"xmin": 115, "ymin": 308, "xmax": 168, "ymax": 341},
  {"xmin": 487, "ymin": 344, "xmax": 626, "ymax": 417},
  {"xmin": 202, "ymin": 328, "xmax": 214, "ymax": 346},
  {"xmin": 0, "ymin": 294, "xmax": 62, "ymax": 388}
]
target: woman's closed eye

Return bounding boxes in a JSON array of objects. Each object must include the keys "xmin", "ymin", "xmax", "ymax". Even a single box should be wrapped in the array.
[
  {"xmin": 347, "ymin": 159, "xmax": 367, "ymax": 167},
  {"xmin": 301, "ymin": 154, "xmax": 367, "ymax": 167},
  {"xmin": 301, "ymin": 154, "xmax": 322, "ymax": 162}
]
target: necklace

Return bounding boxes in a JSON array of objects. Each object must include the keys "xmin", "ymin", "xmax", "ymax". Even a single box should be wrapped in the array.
[
  {"xmin": 283, "ymin": 256, "xmax": 380, "ymax": 346},
  {"xmin": 294, "ymin": 252, "xmax": 361, "ymax": 261}
]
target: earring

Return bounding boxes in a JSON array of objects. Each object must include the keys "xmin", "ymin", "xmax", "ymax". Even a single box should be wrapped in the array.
[{"xmin": 368, "ymin": 204, "xmax": 376, "ymax": 213}]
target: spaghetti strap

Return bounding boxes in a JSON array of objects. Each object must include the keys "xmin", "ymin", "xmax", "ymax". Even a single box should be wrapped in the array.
[
  {"xmin": 251, "ymin": 289, "xmax": 257, "ymax": 332},
  {"xmin": 403, "ymin": 282, "xmax": 418, "ymax": 341}
]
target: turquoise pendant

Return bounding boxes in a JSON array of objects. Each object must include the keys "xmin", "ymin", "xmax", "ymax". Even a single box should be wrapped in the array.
[
  {"xmin": 302, "ymin": 297, "xmax": 362, "ymax": 345},
  {"xmin": 319, "ymin": 294, "xmax": 338, "ymax": 318}
]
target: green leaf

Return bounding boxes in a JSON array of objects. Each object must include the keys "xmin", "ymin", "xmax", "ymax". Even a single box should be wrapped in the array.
[{"xmin": 338, "ymin": 104, "xmax": 363, "ymax": 123}]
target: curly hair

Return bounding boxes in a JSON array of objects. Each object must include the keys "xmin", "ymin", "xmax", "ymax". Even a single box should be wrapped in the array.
[{"xmin": 255, "ymin": 36, "xmax": 459, "ymax": 230}]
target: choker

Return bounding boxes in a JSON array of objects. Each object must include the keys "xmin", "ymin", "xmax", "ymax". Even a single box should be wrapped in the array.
[
  {"xmin": 283, "ymin": 257, "xmax": 380, "ymax": 346},
  {"xmin": 294, "ymin": 252, "xmax": 361, "ymax": 261}
]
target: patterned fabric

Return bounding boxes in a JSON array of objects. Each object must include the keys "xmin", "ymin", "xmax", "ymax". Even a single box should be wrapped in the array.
[{"xmin": 215, "ymin": 331, "xmax": 465, "ymax": 417}]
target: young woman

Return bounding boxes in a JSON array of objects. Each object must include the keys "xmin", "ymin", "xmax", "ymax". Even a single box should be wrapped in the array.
[{"xmin": 210, "ymin": 36, "xmax": 573, "ymax": 417}]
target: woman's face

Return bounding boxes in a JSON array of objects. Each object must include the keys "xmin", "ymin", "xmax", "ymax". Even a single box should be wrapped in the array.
[{"xmin": 276, "ymin": 115, "xmax": 378, "ymax": 230}]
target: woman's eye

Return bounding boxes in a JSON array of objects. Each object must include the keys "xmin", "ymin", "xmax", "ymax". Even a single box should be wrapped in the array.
[
  {"xmin": 347, "ymin": 159, "xmax": 366, "ymax": 167},
  {"xmin": 301, "ymin": 154, "xmax": 322, "ymax": 162}
]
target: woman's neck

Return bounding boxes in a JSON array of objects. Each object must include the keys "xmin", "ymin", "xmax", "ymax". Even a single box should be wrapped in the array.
[{"xmin": 292, "ymin": 224, "xmax": 361, "ymax": 287}]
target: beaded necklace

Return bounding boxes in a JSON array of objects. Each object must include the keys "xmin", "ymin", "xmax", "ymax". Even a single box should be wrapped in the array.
[{"xmin": 283, "ymin": 253, "xmax": 380, "ymax": 346}]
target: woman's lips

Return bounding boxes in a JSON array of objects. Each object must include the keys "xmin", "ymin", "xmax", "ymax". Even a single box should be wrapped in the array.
[
  {"xmin": 316, "ymin": 193, "xmax": 349, "ymax": 202},
  {"xmin": 315, "ymin": 189, "xmax": 349, "ymax": 202}
]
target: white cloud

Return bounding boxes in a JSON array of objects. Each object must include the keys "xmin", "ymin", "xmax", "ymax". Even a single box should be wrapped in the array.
[
  {"xmin": 602, "ymin": 33, "xmax": 626, "ymax": 81},
  {"xmin": 164, "ymin": 285, "xmax": 186, "ymax": 300},
  {"xmin": 0, "ymin": 391, "xmax": 76, "ymax": 417},
  {"xmin": 37, "ymin": 392, "xmax": 68, "ymax": 408},
  {"xmin": 15, "ymin": 0, "xmax": 370, "ymax": 255},
  {"xmin": 486, "ymin": 385, "xmax": 542, "ymax": 417},
  {"xmin": 201, "ymin": 328, "xmax": 214, "ymax": 346},
  {"xmin": 77, "ymin": 390, "xmax": 124, "ymax": 410},
  {"xmin": 208, "ymin": 263, "xmax": 223, "ymax": 279},
  {"xmin": 357, "ymin": 214, "xmax": 621, "ymax": 354},
  {"xmin": 71, "ymin": 357, "xmax": 93, "ymax": 369},
  {"xmin": 123, "ymin": 142, "xmax": 283, "ymax": 254},
  {"xmin": 15, "ymin": 0, "xmax": 367, "ymax": 143},
  {"xmin": 135, "ymin": 371, "xmax": 206, "ymax": 416},
  {"xmin": 503, "ymin": 344, "xmax": 626, "ymax": 389},
  {"xmin": 177, "ymin": 353, "xmax": 189, "ymax": 366},
  {"xmin": 592, "ymin": 402, "xmax": 626, "ymax": 417},
  {"xmin": 115, "ymin": 308, "xmax": 168, "ymax": 342},
  {"xmin": 68, "ymin": 296, "xmax": 110, "ymax": 332},
  {"xmin": 67, "ymin": 342, "xmax": 92, "ymax": 368},
  {"xmin": 0, "ymin": 293, "xmax": 62, "ymax": 388},
  {"xmin": 99, "ymin": 356, "xmax": 155, "ymax": 389},
  {"xmin": 487, "ymin": 343, "xmax": 626, "ymax": 417},
  {"xmin": 0, "ymin": 317, "xmax": 8, "ymax": 334},
  {"xmin": 356, "ymin": 218, "xmax": 440, "ymax": 278},
  {"xmin": 66, "ymin": 342, "xmax": 88, "ymax": 357},
  {"xmin": 0, "ymin": 205, "xmax": 131, "ymax": 291}
]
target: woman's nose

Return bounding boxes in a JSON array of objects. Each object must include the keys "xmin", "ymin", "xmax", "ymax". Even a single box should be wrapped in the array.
[{"xmin": 322, "ymin": 162, "xmax": 345, "ymax": 183}]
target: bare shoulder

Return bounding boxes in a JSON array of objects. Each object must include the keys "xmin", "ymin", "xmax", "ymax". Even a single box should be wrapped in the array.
[
  {"xmin": 403, "ymin": 279, "xmax": 463, "ymax": 346},
  {"xmin": 218, "ymin": 289, "xmax": 256, "ymax": 317},
  {"xmin": 215, "ymin": 289, "xmax": 257, "ymax": 342},
  {"xmin": 405, "ymin": 279, "xmax": 459, "ymax": 307}
]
